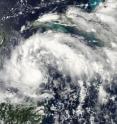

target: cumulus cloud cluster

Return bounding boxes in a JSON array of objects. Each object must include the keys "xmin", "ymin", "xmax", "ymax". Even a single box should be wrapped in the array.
[{"xmin": 0, "ymin": 0, "xmax": 117, "ymax": 108}]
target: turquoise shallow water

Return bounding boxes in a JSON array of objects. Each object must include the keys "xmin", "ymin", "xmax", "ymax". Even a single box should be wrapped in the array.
[{"xmin": 88, "ymin": 0, "xmax": 102, "ymax": 10}]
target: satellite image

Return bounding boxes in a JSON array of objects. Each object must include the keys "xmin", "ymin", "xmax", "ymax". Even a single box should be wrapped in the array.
[{"xmin": 0, "ymin": 0, "xmax": 117, "ymax": 124}]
